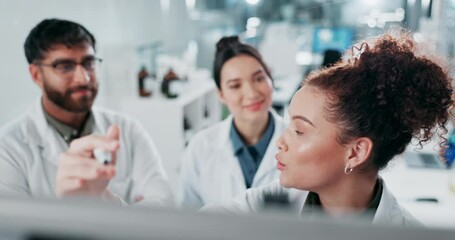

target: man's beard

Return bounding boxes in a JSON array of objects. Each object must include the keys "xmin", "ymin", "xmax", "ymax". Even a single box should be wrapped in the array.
[{"xmin": 43, "ymin": 81, "xmax": 98, "ymax": 113}]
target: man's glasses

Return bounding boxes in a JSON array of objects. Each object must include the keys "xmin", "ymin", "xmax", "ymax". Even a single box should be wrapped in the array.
[{"xmin": 36, "ymin": 57, "xmax": 103, "ymax": 76}]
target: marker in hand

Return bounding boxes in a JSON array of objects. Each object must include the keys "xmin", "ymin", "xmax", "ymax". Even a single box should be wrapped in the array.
[
  {"xmin": 92, "ymin": 125, "xmax": 119, "ymax": 165},
  {"xmin": 94, "ymin": 148, "xmax": 112, "ymax": 165}
]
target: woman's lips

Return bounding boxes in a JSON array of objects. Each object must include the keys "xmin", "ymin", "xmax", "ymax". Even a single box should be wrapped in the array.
[
  {"xmin": 245, "ymin": 101, "xmax": 263, "ymax": 111},
  {"xmin": 275, "ymin": 154, "xmax": 286, "ymax": 170}
]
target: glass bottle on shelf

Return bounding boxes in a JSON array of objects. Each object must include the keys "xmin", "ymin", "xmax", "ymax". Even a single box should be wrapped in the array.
[
  {"xmin": 138, "ymin": 66, "xmax": 152, "ymax": 97},
  {"xmin": 161, "ymin": 68, "xmax": 179, "ymax": 99}
]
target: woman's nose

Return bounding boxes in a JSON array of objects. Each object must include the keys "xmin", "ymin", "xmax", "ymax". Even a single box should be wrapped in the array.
[
  {"xmin": 276, "ymin": 134, "xmax": 288, "ymax": 151},
  {"xmin": 243, "ymin": 82, "xmax": 260, "ymax": 99}
]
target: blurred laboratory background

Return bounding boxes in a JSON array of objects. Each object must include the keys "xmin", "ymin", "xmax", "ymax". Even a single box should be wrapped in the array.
[
  {"xmin": 0, "ymin": 0, "xmax": 455, "ymax": 238},
  {"xmin": 3, "ymin": 0, "xmax": 452, "ymax": 124}
]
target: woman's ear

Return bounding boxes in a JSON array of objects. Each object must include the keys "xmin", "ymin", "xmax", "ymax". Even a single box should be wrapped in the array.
[
  {"xmin": 345, "ymin": 137, "xmax": 373, "ymax": 168},
  {"xmin": 217, "ymin": 89, "xmax": 226, "ymax": 105}
]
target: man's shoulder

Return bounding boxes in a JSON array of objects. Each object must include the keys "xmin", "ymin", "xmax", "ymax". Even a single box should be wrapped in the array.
[
  {"xmin": 0, "ymin": 114, "xmax": 29, "ymax": 144},
  {"xmin": 92, "ymin": 106, "xmax": 138, "ymax": 126}
]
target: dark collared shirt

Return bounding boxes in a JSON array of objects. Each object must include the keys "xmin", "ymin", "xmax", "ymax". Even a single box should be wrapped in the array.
[
  {"xmin": 43, "ymin": 109, "xmax": 95, "ymax": 144},
  {"xmin": 230, "ymin": 112, "xmax": 275, "ymax": 188},
  {"xmin": 301, "ymin": 178, "xmax": 383, "ymax": 222}
]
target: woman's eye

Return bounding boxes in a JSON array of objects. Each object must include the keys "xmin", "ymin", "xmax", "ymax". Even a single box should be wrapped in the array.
[
  {"xmin": 229, "ymin": 84, "xmax": 240, "ymax": 89},
  {"xmin": 256, "ymin": 76, "xmax": 265, "ymax": 82},
  {"xmin": 295, "ymin": 130, "xmax": 304, "ymax": 136}
]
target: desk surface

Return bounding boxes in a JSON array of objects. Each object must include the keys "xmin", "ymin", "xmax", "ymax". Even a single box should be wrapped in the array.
[{"xmin": 381, "ymin": 154, "xmax": 455, "ymax": 229}]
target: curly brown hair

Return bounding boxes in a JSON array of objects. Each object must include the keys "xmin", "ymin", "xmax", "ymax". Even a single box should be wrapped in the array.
[{"xmin": 305, "ymin": 30, "xmax": 454, "ymax": 170}]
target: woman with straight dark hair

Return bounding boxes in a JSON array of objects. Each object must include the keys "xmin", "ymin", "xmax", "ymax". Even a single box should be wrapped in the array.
[{"xmin": 179, "ymin": 36, "xmax": 286, "ymax": 209}]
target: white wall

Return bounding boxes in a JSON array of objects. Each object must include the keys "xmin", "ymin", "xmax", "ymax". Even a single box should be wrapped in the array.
[{"xmin": 0, "ymin": 0, "xmax": 192, "ymax": 125}]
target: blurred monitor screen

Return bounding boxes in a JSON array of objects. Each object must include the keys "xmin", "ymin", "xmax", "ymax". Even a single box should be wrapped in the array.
[
  {"xmin": 404, "ymin": 152, "xmax": 446, "ymax": 169},
  {"xmin": 312, "ymin": 27, "xmax": 355, "ymax": 54}
]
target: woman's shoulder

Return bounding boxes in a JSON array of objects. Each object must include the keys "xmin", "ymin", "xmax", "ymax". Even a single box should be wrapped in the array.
[
  {"xmin": 202, "ymin": 181, "xmax": 308, "ymax": 215},
  {"xmin": 188, "ymin": 117, "xmax": 232, "ymax": 147},
  {"xmin": 374, "ymin": 180, "xmax": 423, "ymax": 226}
]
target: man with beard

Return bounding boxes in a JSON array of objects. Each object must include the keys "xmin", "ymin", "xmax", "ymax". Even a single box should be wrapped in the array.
[{"xmin": 0, "ymin": 19, "xmax": 173, "ymax": 206}]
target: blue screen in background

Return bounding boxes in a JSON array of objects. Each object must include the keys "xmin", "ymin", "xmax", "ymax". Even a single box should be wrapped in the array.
[
  {"xmin": 312, "ymin": 27, "xmax": 355, "ymax": 54},
  {"xmin": 444, "ymin": 130, "xmax": 455, "ymax": 167}
]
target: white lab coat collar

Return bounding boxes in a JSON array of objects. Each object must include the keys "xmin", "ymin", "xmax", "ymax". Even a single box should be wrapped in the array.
[
  {"xmin": 212, "ymin": 114, "xmax": 233, "ymax": 150},
  {"xmin": 213, "ymin": 109, "xmax": 283, "ymax": 150},
  {"xmin": 372, "ymin": 179, "xmax": 416, "ymax": 225},
  {"xmin": 294, "ymin": 179, "xmax": 420, "ymax": 226},
  {"xmin": 205, "ymin": 180, "xmax": 420, "ymax": 227},
  {"xmin": 212, "ymin": 109, "xmax": 285, "ymax": 187},
  {"xmin": 24, "ymin": 99, "xmax": 54, "ymax": 147},
  {"xmin": 23, "ymin": 99, "xmax": 108, "ymax": 166}
]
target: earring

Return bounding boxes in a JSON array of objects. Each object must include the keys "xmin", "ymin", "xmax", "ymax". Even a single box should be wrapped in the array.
[{"xmin": 344, "ymin": 164, "xmax": 353, "ymax": 175}]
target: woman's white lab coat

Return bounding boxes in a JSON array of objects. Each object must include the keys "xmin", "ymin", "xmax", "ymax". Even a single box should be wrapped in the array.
[
  {"xmin": 179, "ymin": 110, "xmax": 286, "ymax": 209},
  {"xmin": 203, "ymin": 179, "xmax": 421, "ymax": 227}
]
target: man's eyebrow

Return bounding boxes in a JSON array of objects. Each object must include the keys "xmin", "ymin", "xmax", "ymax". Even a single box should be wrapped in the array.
[{"xmin": 51, "ymin": 55, "xmax": 96, "ymax": 63}]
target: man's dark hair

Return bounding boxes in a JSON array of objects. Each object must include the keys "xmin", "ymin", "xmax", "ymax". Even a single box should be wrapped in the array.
[{"xmin": 24, "ymin": 18, "xmax": 96, "ymax": 64}]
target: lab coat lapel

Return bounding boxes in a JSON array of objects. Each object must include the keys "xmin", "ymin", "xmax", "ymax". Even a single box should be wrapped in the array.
[
  {"xmin": 215, "ymin": 115, "xmax": 247, "ymax": 193},
  {"xmin": 90, "ymin": 107, "xmax": 108, "ymax": 136},
  {"xmin": 25, "ymin": 100, "xmax": 66, "ymax": 167},
  {"xmin": 21, "ymin": 100, "xmax": 65, "ymax": 195},
  {"xmin": 226, "ymin": 144, "xmax": 247, "ymax": 194},
  {"xmin": 25, "ymin": 103, "xmax": 108, "ymax": 167},
  {"xmin": 252, "ymin": 110, "xmax": 283, "ymax": 187},
  {"xmin": 372, "ymin": 180, "xmax": 403, "ymax": 225}
]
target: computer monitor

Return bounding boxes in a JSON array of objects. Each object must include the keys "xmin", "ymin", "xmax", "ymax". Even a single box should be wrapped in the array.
[
  {"xmin": 312, "ymin": 27, "xmax": 355, "ymax": 54},
  {"xmin": 0, "ymin": 195, "xmax": 454, "ymax": 239},
  {"xmin": 404, "ymin": 152, "xmax": 446, "ymax": 169}
]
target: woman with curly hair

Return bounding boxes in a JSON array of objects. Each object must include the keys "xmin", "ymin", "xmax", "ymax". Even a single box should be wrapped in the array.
[{"xmin": 205, "ymin": 30, "xmax": 454, "ymax": 226}]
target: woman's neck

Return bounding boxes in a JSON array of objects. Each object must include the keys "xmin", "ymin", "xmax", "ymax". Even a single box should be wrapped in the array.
[
  {"xmin": 233, "ymin": 112, "xmax": 270, "ymax": 146},
  {"xmin": 317, "ymin": 174, "xmax": 378, "ymax": 217}
]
